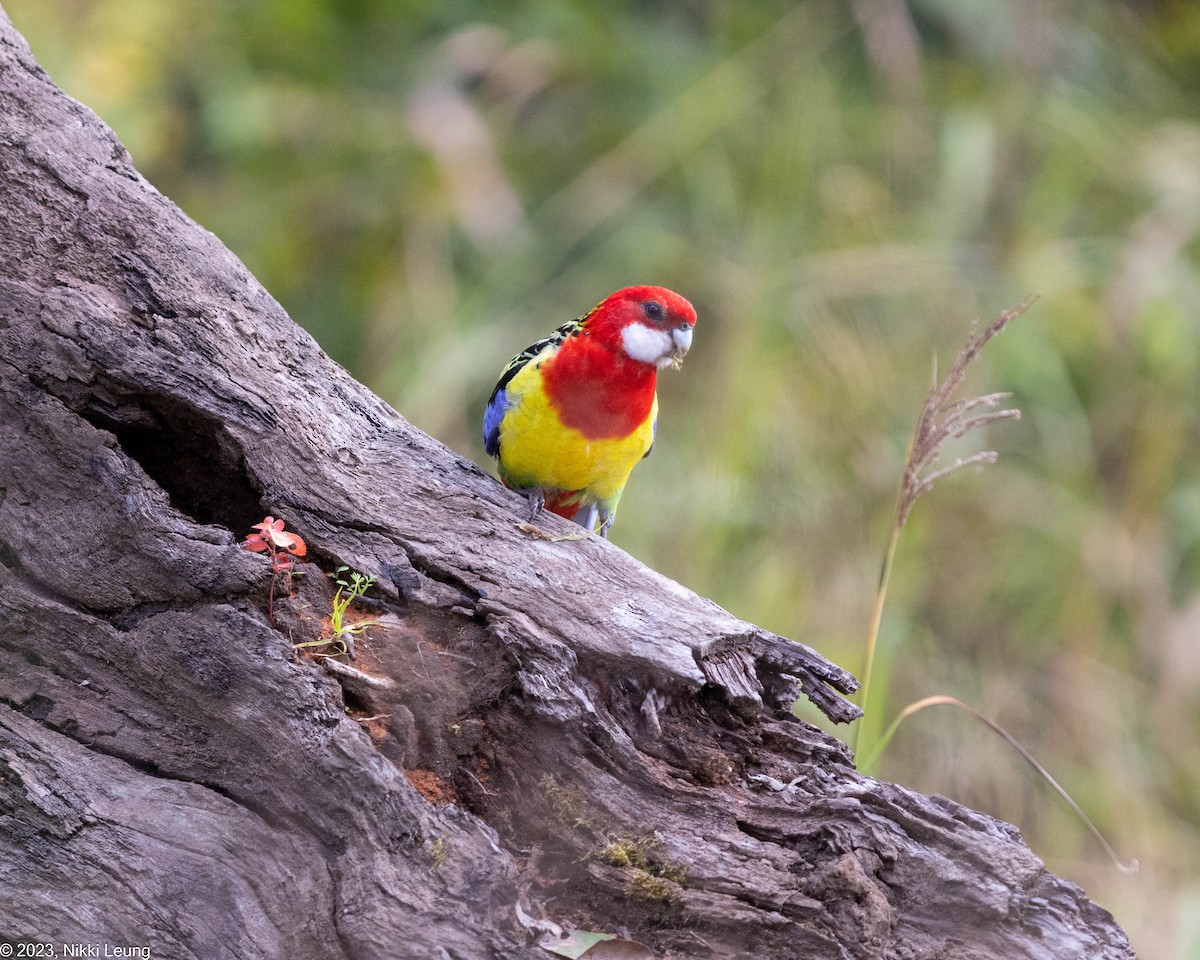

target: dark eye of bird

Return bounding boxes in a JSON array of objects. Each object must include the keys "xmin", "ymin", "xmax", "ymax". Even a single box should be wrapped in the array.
[{"xmin": 644, "ymin": 301, "xmax": 664, "ymax": 321}]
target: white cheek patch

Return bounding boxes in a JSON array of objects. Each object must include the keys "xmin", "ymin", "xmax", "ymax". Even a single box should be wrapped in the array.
[{"xmin": 621, "ymin": 322, "xmax": 673, "ymax": 365}]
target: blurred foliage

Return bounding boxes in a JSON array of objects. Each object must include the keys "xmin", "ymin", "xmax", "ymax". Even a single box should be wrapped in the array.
[{"xmin": 8, "ymin": 0, "xmax": 1200, "ymax": 955}]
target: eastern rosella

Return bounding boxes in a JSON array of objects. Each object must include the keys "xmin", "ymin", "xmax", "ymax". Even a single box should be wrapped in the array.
[{"xmin": 484, "ymin": 285, "xmax": 697, "ymax": 537}]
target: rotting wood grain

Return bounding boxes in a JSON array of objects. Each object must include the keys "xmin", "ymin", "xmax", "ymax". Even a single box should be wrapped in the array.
[{"xmin": 0, "ymin": 8, "xmax": 1133, "ymax": 960}]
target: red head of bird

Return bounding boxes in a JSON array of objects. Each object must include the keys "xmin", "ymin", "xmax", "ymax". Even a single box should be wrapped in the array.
[{"xmin": 579, "ymin": 285, "xmax": 697, "ymax": 369}]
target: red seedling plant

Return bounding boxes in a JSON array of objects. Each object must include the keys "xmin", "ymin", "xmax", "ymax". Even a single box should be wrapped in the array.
[{"xmin": 243, "ymin": 516, "xmax": 307, "ymax": 625}]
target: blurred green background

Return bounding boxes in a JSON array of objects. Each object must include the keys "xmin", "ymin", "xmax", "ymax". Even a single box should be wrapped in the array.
[{"xmin": 7, "ymin": 0, "xmax": 1199, "ymax": 954}]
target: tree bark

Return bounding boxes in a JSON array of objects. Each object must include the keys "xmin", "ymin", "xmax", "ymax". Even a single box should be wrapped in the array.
[{"xmin": 0, "ymin": 10, "xmax": 1133, "ymax": 960}]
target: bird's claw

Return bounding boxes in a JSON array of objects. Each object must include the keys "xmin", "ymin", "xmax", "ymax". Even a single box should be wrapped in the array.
[
  {"xmin": 525, "ymin": 489, "xmax": 546, "ymax": 522},
  {"xmin": 519, "ymin": 490, "xmax": 611, "ymax": 539}
]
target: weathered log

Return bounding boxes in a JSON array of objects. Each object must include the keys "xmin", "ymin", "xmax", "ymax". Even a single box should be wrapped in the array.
[{"xmin": 0, "ymin": 9, "xmax": 1133, "ymax": 959}]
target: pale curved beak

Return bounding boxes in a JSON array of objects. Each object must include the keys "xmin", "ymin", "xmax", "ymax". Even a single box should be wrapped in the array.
[{"xmin": 671, "ymin": 325, "xmax": 693, "ymax": 358}]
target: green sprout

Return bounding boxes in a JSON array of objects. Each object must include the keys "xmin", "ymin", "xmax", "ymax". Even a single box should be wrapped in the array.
[{"xmin": 294, "ymin": 566, "xmax": 381, "ymax": 658}]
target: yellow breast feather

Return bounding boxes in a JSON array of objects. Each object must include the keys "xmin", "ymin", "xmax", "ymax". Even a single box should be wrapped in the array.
[{"xmin": 497, "ymin": 360, "xmax": 656, "ymax": 507}]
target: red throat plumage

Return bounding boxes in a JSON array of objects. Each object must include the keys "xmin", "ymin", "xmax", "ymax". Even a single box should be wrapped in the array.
[{"xmin": 540, "ymin": 286, "xmax": 695, "ymax": 440}]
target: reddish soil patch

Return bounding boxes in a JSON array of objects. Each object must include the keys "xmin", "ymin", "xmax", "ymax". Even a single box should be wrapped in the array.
[{"xmin": 406, "ymin": 768, "xmax": 457, "ymax": 805}]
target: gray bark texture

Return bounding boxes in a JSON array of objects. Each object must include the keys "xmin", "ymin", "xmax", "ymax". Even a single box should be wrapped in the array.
[{"xmin": 0, "ymin": 9, "xmax": 1134, "ymax": 960}]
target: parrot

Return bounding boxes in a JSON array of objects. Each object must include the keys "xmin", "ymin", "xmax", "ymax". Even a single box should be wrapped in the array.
[{"xmin": 483, "ymin": 285, "xmax": 697, "ymax": 538}]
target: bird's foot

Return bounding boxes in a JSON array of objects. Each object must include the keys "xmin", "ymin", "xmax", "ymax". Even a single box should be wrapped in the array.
[
  {"xmin": 596, "ymin": 511, "xmax": 615, "ymax": 539},
  {"xmin": 524, "ymin": 488, "xmax": 546, "ymax": 522},
  {"xmin": 574, "ymin": 503, "xmax": 599, "ymax": 533}
]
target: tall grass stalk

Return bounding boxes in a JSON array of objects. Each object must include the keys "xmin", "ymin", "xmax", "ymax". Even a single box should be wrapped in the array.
[
  {"xmin": 852, "ymin": 298, "xmax": 1033, "ymax": 755},
  {"xmin": 852, "ymin": 296, "xmax": 1136, "ymax": 873}
]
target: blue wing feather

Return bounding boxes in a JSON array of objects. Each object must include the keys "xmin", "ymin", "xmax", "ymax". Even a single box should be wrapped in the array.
[
  {"xmin": 483, "ymin": 316, "xmax": 584, "ymax": 459},
  {"xmin": 483, "ymin": 386, "xmax": 511, "ymax": 457},
  {"xmin": 642, "ymin": 418, "xmax": 657, "ymax": 459}
]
